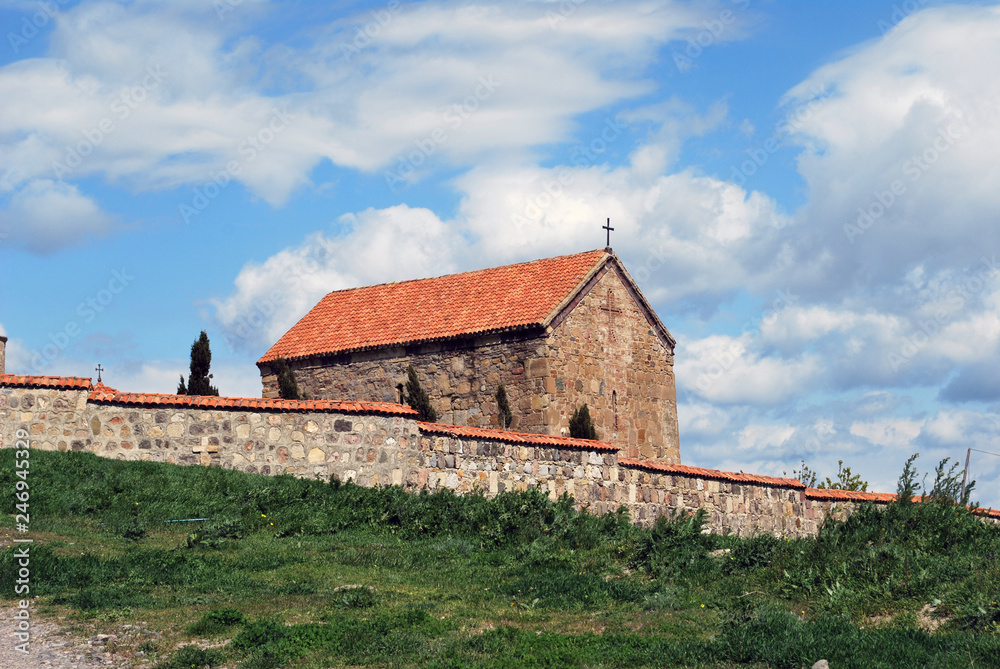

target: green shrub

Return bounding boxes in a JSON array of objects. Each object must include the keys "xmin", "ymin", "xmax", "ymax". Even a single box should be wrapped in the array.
[
  {"xmin": 330, "ymin": 585, "xmax": 378, "ymax": 609},
  {"xmin": 633, "ymin": 509, "xmax": 715, "ymax": 577},
  {"xmin": 568, "ymin": 404, "xmax": 598, "ymax": 440},
  {"xmin": 186, "ymin": 607, "xmax": 246, "ymax": 636},
  {"xmin": 156, "ymin": 644, "xmax": 225, "ymax": 669},
  {"xmin": 403, "ymin": 365, "xmax": 437, "ymax": 422},
  {"xmin": 495, "ymin": 383, "xmax": 513, "ymax": 429}
]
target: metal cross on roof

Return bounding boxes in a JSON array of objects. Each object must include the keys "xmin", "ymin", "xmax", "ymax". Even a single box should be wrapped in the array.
[
  {"xmin": 603, "ymin": 218, "xmax": 614, "ymax": 248},
  {"xmin": 95, "ymin": 364, "xmax": 104, "ymax": 383}
]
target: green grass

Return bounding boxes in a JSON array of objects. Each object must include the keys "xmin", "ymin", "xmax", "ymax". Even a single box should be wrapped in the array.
[{"xmin": 2, "ymin": 449, "xmax": 999, "ymax": 668}]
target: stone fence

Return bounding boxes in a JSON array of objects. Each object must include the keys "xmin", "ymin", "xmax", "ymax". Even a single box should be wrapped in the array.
[{"xmin": 2, "ymin": 375, "xmax": 997, "ymax": 537}]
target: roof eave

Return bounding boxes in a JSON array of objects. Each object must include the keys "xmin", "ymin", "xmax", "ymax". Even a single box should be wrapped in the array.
[{"xmin": 257, "ymin": 322, "xmax": 548, "ymax": 367}]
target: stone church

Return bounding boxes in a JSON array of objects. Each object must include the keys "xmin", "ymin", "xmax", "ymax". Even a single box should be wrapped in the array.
[{"xmin": 258, "ymin": 248, "xmax": 680, "ymax": 462}]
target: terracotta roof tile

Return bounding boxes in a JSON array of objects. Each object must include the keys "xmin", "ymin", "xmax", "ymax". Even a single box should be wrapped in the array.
[
  {"xmin": 1, "ymin": 374, "xmax": 93, "ymax": 390},
  {"xmin": 804, "ymin": 488, "xmax": 898, "ymax": 503},
  {"xmin": 87, "ymin": 388, "xmax": 417, "ymax": 416},
  {"xmin": 418, "ymin": 422, "xmax": 620, "ymax": 452},
  {"xmin": 259, "ymin": 249, "xmax": 608, "ymax": 363},
  {"xmin": 806, "ymin": 488, "xmax": 999, "ymax": 518},
  {"xmin": 619, "ymin": 457, "xmax": 806, "ymax": 488}
]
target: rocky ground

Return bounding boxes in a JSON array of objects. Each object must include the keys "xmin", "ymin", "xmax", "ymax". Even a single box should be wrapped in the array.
[{"xmin": 0, "ymin": 607, "xmax": 159, "ymax": 669}]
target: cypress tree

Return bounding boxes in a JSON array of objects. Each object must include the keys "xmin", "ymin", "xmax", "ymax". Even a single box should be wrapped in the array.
[
  {"xmin": 403, "ymin": 365, "xmax": 437, "ymax": 422},
  {"xmin": 495, "ymin": 383, "xmax": 513, "ymax": 429},
  {"xmin": 568, "ymin": 404, "xmax": 598, "ymax": 440},
  {"xmin": 272, "ymin": 357, "xmax": 305, "ymax": 400},
  {"xmin": 185, "ymin": 331, "xmax": 219, "ymax": 396},
  {"xmin": 176, "ymin": 375, "xmax": 187, "ymax": 395}
]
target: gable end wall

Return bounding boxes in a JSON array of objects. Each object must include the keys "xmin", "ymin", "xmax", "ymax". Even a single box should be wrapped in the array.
[{"xmin": 544, "ymin": 264, "xmax": 679, "ymax": 461}]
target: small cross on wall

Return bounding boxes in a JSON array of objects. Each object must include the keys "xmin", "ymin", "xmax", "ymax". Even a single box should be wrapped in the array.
[{"xmin": 600, "ymin": 289, "xmax": 622, "ymax": 341}]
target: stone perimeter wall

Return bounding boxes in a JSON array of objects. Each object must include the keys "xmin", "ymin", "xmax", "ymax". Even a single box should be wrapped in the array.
[{"xmin": 0, "ymin": 383, "xmax": 960, "ymax": 538}]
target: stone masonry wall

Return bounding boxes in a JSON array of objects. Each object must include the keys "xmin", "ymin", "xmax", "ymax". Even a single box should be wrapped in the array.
[
  {"xmin": 0, "ymin": 385, "xmax": 92, "ymax": 452},
  {"xmin": 0, "ymin": 383, "xmax": 418, "ymax": 482},
  {"xmin": 4, "ymin": 381, "xmax": 995, "ymax": 538},
  {"xmin": 263, "ymin": 332, "xmax": 552, "ymax": 433}
]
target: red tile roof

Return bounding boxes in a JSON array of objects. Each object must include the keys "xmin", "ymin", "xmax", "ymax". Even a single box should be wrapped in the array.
[
  {"xmin": 418, "ymin": 422, "xmax": 620, "ymax": 452},
  {"xmin": 806, "ymin": 488, "xmax": 1000, "ymax": 518},
  {"xmin": 0, "ymin": 374, "xmax": 93, "ymax": 390},
  {"xmin": 259, "ymin": 249, "xmax": 609, "ymax": 363},
  {"xmin": 619, "ymin": 457, "xmax": 806, "ymax": 488},
  {"xmin": 88, "ymin": 386, "xmax": 416, "ymax": 417},
  {"xmin": 804, "ymin": 488, "xmax": 898, "ymax": 503}
]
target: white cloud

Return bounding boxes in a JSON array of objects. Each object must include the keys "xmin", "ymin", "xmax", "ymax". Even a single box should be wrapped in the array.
[
  {"xmin": 849, "ymin": 417, "xmax": 923, "ymax": 449},
  {"xmin": 0, "ymin": 0, "xmax": 735, "ymax": 238},
  {"xmin": 457, "ymin": 161, "xmax": 789, "ymax": 302},
  {"xmin": 776, "ymin": 4, "xmax": 1000, "ymax": 300},
  {"xmin": 737, "ymin": 423, "xmax": 796, "ymax": 453},
  {"xmin": 676, "ymin": 333, "xmax": 821, "ymax": 405},
  {"xmin": 677, "ymin": 400, "xmax": 736, "ymax": 441},
  {"xmin": 0, "ymin": 179, "xmax": 114, "ymax": 253}
]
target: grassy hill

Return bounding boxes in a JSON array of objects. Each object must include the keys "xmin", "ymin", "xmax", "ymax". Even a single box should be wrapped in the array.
[{"xmin": 2, "ymin": 450, "xmax": 999, "ymax": 668}]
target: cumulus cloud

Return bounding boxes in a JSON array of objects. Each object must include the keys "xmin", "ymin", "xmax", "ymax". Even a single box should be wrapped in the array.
[
  {"xmin": 676, "ymin": 333, "xmax": 822, "ymax": 405},
  {"xmin": 457, "ymin": 162, "xmax": 789, "ymax": 302},
  {"xmin": 849, "ymin": 417, "xmax": 923, "ymax": 449},
  {"xmin": 0, "ymin": 180, "xmax": 114, "ymax": 253},
  {"xmin": 775, "ymin": 4, "xmax": 1000, "ymax": 300}
]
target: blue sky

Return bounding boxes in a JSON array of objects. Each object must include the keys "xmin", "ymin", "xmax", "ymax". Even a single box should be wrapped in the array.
[{"xmin": 2, "ymin": 0, "xmax": 1000, "ymax": 507}]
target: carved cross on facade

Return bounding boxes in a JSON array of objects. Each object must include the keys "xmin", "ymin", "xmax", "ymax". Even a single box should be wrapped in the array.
[{"xmin": 600, "ymin": 289, "xmax": 621, "ymax": 341}]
